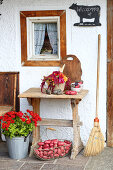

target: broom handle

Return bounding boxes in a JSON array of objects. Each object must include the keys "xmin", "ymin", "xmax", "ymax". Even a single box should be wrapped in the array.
[{"xmin": 96, "ymin": 34, "xmax": 101, "ymax": 118}]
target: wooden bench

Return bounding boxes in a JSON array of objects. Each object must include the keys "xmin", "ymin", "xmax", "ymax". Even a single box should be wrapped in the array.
[{"xmin": 0, "ymin": 106, "xmax": 13, "ymax": 116}]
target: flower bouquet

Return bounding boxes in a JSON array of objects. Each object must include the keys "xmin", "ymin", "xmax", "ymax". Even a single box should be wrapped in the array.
[{"xmin": 41, "ymin": 71, "xmax": 70, "ymax": 94}]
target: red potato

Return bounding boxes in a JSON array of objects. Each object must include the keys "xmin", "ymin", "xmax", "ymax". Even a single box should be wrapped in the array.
[
  {"xmin": 65, "ymin": 146, "xmax": 70, "ymax": 150},
  {"xmin": 50, "ymin": 147, "xmax": 54, "ymax": 150},
  {"xmin": 35, "ymin": 149, "xmax": 39, "ymax": 155},
  {"xmin": 43, "ymin": 151, "xmax": 48, "ymax": 156},
  {"xmin": 39, "ymin": 151, "xmax": 43, "ymax": 157},
  {"xmin": 57, "ymin": 141, "xmax": 65, "ymax": 146},
  {"xmin": 44, "ymin": 140, "xmax": 51, "ymax": 144},
  {"xmin": 50, "ymin": 141, "xmax": 54, "ymax": 144},
  {"xmin": 50, "ymin": 153, "xmax": 54, "ymax": 158},
  {"xmin": 44, "ymin": 148, "xmax": 49, "ymax": 151},
  {"xmin": 38, "ymin": 146, "xmax": 43, "ymax": 150},
  {"xmin": 43, "ymin": 144, "xmax": 49, "ymax": 148},
  {"xmin": 38, "ymin": 142, "xmax": 44, "ymax": 146},
  {"xmin": 52, "ymin": 139, "xmax": 58, "ymax": 143},
  {"xmin": 60, "ymin": 146, "xmax": 64, "ymax": 152},
  {"xmin": 63, "ymin": 149, "xmax": 66, "ymax": 154},
  {"xmin": 64, "ymin": 140, "xmax": 71, "ymax": 144},
  {"xmin": 50, "ymin": 143, "xmax": 54, "ymax": 147},
  {"xmin": 48, "ymin": 151, "xmax": 53, "ymax": 155},
  {"xmin": 58, "ymin": 148, "xmax": 61, "ymax": 156},
  {"xmin": 53, "ymin": 141, "xmax": 58, "ymax": 145},
  {"xmin": 60, "ymin": 153, "xmax": 65, "ymax": 157},
  {"xmin": 65, "ymin": 91, "xmax": 77, "ymax": 95},
  {"xmin": 65, "ymin": 150, "xmax": 69, "ymax": 154},
  {"xmin": 54, "ymin": 148, "xmax": 58, "ymax": 154},
  {"xmin": 52, "ymin": 139, "xmax": 58, "ymax": 142},
  {"xmin": 43, "ymin": 156, "xmax": 48, "ymax": 159},
  {"xmin": 54, "ymin": 144, "xmax": 58, "ymax": 147},
  {"xmin": 54, "ymin": 154, "xmax": 59, "ymax": 158}
]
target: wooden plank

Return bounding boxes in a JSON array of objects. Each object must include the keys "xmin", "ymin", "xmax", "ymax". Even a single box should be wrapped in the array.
[
  {"xmin": 37, "ymin": 118, "xmax": 73, "ymax": 127},
  {"xmin": 37, "ymin": 118, "xmax": 82, "ymax": 127},
  {"xmin": 107, "ymin": 0, "xmax": 113, "ymax": 147},
  {"xmin": 0, "ymin": 106, "xmax": 13, "ymax": 116},
  {"xmin": 18, "ymin": 88, "xmax": 88, "ymax": 100}
]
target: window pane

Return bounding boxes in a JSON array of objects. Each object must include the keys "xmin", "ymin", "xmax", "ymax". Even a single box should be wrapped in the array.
[{"xmin": 34, "ymin": 23, "xmax": 58, "ymax": 55}]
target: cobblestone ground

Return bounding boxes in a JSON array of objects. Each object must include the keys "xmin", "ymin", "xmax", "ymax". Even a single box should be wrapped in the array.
[
  {"xmin": 0, "ymin": 141, "xmax": 89, "ymax": 170},
  {"xmin": 0, "ymin": 141, "xmax": 113, "ymax": 170}
]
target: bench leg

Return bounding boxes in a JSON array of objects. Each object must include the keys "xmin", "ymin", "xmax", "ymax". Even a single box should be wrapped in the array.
[
  {"xmin": 29, "ymin": 98, "xmax": 40, "ymax": 157},
  {"xmin": 70, "ymin": 99, "xmax": 83, "ymax": 159}
]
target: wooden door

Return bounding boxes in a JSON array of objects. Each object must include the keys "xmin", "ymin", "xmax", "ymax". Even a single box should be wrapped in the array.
[
  {"xmin": 107, "ymin": 0, "xmax": 113, "ymax": 146},
  {"xmin": 0, "ymin": 72, "xmax": 20, "ymax": 112}
]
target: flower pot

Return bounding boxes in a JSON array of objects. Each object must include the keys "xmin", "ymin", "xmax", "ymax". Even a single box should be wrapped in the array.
[{"xmin": 6, "ymin": 136, "xmax": 29, "ymax": 159}]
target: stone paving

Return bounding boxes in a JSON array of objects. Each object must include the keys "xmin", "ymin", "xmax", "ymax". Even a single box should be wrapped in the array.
[
  {"xmin": 0, "ymin": 141, "xmax": 89, "ymax": 170},
  {"xmin": 0, "ymin": 141, "xmax": 113, "ymax": 170}
]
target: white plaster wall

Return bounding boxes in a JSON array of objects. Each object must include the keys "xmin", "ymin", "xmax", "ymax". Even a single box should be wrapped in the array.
[{"xmin": 0, "ymin": 0, "xmax": 107, "ymax": 145}]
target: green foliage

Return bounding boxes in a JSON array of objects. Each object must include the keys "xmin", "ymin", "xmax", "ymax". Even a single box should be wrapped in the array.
[
  {"xmin": 0, "ymin": 110, "xmax": 41, "ymax": 138},
  {"xmin": 2, "ymin": 117, "xmax": 33, "ymax": 138}
]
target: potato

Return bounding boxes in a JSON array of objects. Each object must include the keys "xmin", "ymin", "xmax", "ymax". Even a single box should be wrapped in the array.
[
  {"xmin": 43, "ymin": 144, "xmax": 49, "ymax": 148},
  {"xmin": 57, "ymin": 141, "xmax": 65, "ymax": 146},
  {"xmin": 60, "ymin": 146, "xmax": 64, "ymax": 152},
  {"xmin": 43, "ymin": 151, "xmax": 48, "ymax": 156},
  {"xmin": 58, "ymin": 148, "xmax": 61, "ymax": 156},
  {"xmin": 54, "ymin": 148, "xmax": 58, "ymax": 154},
  {"xmin": 44, "ymin": 140, "xmax": 51, "ymax": 144},
  {"xmin": 48, "ymin": 150, "xmax": 53, "ymax": 155},
  {"xmin": 38, "ymin": 146, "xmax": 42, "ymax": 150},
  {"xmin": 38, "ymin": 142, "xmax": 44, "ymax": 146},
  {"xmin": 54, "ymin": 154, "xmax": 59, "ymax": 158},
  {"xmin": 43, "ymin": 156, "xmax": 48, "ymax": 159}
]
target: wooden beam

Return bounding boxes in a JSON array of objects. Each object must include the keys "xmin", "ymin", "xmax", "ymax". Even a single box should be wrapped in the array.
[{"xmin": 37, "ymin": 118, "xmax": 82, "ymax": 127}]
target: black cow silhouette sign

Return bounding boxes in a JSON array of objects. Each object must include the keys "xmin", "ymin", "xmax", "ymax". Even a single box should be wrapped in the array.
[
  {"xmin": 0, "ymin": 0, "xmax": 3, "ymax": 15},
  {"xmin": 69, "ymin": 3, "xmax": 101, "ymax": 26},
  {"xmin": 0, "ymin": 0, "xmax": 3, "ymax": 4}
]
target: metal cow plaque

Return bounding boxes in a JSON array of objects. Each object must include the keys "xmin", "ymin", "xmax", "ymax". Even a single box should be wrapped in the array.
[
  {"xmin": 69, "ymin": 3, "xmax": 101, "ymax": 26},
  {"xmin": 0, "ymin": 0, "xmax": 3, "ymax": 15},
  {"xmin": 0, "ymin": 0, "xmax": 3, "ymax": 4}
]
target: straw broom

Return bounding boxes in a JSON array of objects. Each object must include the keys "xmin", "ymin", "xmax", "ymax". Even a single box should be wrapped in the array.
[{"xmin": 84, "ymin": 34, "xmax": 105, "ymax": 156}]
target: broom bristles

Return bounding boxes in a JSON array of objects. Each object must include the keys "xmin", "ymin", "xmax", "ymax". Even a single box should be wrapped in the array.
[{"xmin": 84, "ymin": 123, "xmax": 104, "ymax": 156}]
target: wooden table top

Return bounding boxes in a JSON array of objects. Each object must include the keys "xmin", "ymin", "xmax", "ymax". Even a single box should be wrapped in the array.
[{"xmin": 18, "ymin": 88, "xmax": 88, "ymax": 100}]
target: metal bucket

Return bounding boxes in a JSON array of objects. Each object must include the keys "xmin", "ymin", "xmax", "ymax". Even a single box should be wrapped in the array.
[{"xmin": 6, "ymin": 136, "xmax": 29, "ymax": 159}]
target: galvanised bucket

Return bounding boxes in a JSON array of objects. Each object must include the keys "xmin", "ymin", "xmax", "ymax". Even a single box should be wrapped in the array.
[{"xmin": 6, "ymin": 136, "xmax": 29, "ymax": 159}]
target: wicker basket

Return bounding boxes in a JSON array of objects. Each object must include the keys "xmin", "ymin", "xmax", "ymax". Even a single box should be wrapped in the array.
[
  {"xmin": 54, "ymin": 83, "xmax": 65, "ymax": 91},
  {"xmin": 33, "ymin": 139, "xmax": 72, "ymax": 161}
]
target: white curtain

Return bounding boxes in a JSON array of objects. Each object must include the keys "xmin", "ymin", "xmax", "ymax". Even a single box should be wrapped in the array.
[
  {"xmin": 47, "ymin": 23, "xmax": 58, "ymax": 54},
  {"xmin": 34, "ymin": 23, "xmax": 46, "ymax": 55}
]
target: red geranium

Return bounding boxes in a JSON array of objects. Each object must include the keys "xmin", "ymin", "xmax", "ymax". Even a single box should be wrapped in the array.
[{"xmin": 0, "ymin": 110, "xmax": 41, "ymax": 138}]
